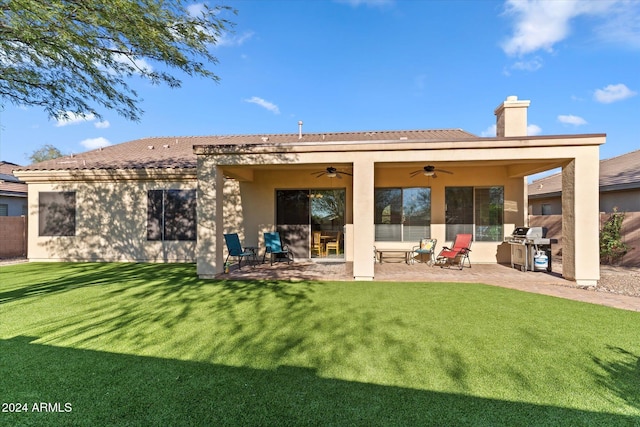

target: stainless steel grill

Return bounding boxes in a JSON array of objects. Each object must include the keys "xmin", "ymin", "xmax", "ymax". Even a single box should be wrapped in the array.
[{"xmin": 505, "ymin": 227, "xmax": 557, "ymax": 272}]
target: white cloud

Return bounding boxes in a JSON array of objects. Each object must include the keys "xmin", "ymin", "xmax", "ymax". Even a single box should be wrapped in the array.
[
  {"xmin": 527, "ymin": 124, "xmax": 542, "ymax": 136},
  {"xmin": 80, "ymin": 137, "xmax": 111, "ymax": 149},
  {"xmin": 501, "ymin": 0, "xmax": 624, "ymax": 56},
  {"xmin": 244, "ymin": 96, "xmax": 280, "ymax": 114},
  {"xmin": 187, "ymin": 3, "xmax": 207, "ymax": 17},
  {"xmin": 558, "ymin": 114, "xmax": 587, "ymax": 125},
  {"xmin": 510, "ymin": 56, "xmax": 543, "ymax": 72},
  {"xmin": 55, "ymin": 112, "xmax": 96, "ymax": 127},
  {"xmin": 113, "ymin": 53, "xmax": 152, "ymax": 73},
  {"xmin": 94, "ymin": 120, "xmax": 110, "ymax": 129},
  {"xmin": 481, "ymin": 123, "xmax": 541, "ymax": 136},
  {"xmin": 594, "ymin": 83, "xmax": 637, "ymax": 103},
  {"xmin": 481, "ymin": 124, "xmax": 497, "ymax": 137},
  {"xmin": 216, "ymin": 31, "xmax": 255, "ymax": 47},
  {"xmin": 592, "ymin": 1, "xmax": 640, "ymax": 48}
]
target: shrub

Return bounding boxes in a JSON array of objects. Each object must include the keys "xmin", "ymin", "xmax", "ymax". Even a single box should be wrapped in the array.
[{"xmin": 600, "ymin": 208, "xmax": 629, "ymax": 264}]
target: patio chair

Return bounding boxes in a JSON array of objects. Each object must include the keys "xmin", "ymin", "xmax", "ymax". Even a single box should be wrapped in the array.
[
  {"xmin": 434, "ymin": 234, "xmax": 472, "ymax": 270},
  {"xmin": 410, "ymin": 238, "xmax": 437, "ymax": 266},
  {"xmin": 263, "ymin": 231, "xmax": 294, "ymax": 265},
  {"xmin": 224, "ymin": 233, "xmax": 256, "ymax": 269},
  {"xmin": 325, "ymin": 231, "xmax": 342, "ymax": 256},
  {"xmin": 311, "ymin": 231, "xmax": 325, "ymax": 257}
]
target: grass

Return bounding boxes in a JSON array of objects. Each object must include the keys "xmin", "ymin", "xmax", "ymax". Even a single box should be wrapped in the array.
[{"xmin": 1, "ymin": 262, "xmax": 639, "ymax": 426}]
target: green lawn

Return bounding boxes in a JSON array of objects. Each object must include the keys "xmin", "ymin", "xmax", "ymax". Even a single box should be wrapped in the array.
[{"xmin": 1, "ymin": 262, "xmax": 639, "ymax": 426}]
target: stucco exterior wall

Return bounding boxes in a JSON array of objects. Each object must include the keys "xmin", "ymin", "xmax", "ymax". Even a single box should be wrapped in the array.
[
  {"xmin": 530, "ymin": 189, "xmax": 640, "ymax": 215},
  {"xmin": 529, "ymin": 197, "xmax": 562, "ymax": 215},
  {"xmin": 600, "ymin": 189, "xmax": 640, "ymax": 213},
  {"xmin": 26, "ymin": 176, "xmax": 197, "ymax": 262},
  {"xmin": 0, "ymin": 196, "xmax": 27, "ymax": 216}
]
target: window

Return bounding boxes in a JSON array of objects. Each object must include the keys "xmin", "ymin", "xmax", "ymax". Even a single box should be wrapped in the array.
[
  {"xmin": 0, "ymin": 204, "xmax": 7, "ymax": 216},
  {"xmin": 39, "ymin": 192, "xmax": 76, "ymax": 236},
  {"xmin": 445, "ymin": 187, "xmax": 503, "ymax": 241},
  {"xmin": 541, "ymin": 204, "xmax": 552, "ymax": 215},
  {"xmin": 474, "ymin": 187, "xmax": 504, "ymax": 241},
  {"xmin": 147, "ymin": 190, "xmax": 196, "ymax": 241},
  {"xmin": 276, "ymin": 190, "xmax": 309, "ymax": 225},
  {"xmin": 445, "ymin": 187, "xmax": 473, "ymax": 241},
  {"xmin": 375, "ymin": 187, "xmax": 431, "ymax": 241}
]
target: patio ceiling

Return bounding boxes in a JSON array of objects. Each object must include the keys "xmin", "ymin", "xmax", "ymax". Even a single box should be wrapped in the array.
[{"xmin": 221, "ymin": 159, "xmax": 570, "ymax": 182}]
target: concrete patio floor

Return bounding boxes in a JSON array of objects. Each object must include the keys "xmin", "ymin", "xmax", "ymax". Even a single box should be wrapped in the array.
[{"xmin": 219, "ymin": 260, "xmax": 640, "ymax": 312}]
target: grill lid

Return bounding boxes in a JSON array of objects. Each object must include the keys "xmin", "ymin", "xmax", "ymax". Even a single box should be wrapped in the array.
[{"xmin": 512, "ymin": 227, "xmax": 529, "ymax": 237}]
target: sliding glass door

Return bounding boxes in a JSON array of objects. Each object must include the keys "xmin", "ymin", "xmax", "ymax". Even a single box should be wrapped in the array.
[{"xmin": 276, "ymin": 189, "xmax": 345, "ymax": 259}]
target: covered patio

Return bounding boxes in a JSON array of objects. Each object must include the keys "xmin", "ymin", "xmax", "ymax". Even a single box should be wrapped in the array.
[
  {"xmin": 217, "ymin": 260, "xmax": 570, "ymax": 287},
  {"xmin": 196, "ymin": 96, "xmax": 604, "ymax": 286}
]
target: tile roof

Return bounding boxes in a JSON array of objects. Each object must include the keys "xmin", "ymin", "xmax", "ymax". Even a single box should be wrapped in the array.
[
  {"xmin": 528, "ymin": 148, "xmax": 640, "ymax": 197},
  {"xmin": 0, "ymin": 161, "xmax": 27, "ymax": 195},
  {"xmin": 16, "ymin": 129, "xmax": 477, "ymax": 171}
]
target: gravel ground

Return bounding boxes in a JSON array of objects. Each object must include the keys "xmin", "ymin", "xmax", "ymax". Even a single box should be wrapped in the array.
[{"xmin": 597, "ymin": 265, "xmax": 640, "ymax": 298}]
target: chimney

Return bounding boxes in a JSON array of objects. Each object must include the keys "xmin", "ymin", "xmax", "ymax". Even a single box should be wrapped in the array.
[
  {"xmin": 298, "ymin": 120, "xmax": 303, "ymax": 139},
  {"xmin": 494, "ymin": 95, "xmax": 530, "ymax": 137}
]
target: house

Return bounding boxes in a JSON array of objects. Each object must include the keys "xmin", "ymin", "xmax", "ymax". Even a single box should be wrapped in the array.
[
  {"xmin": 14, "ymin": 96, "xmax": 604, "ymax": 286},
  {"xmin": 528, "ymin": 149, "xmax": 640, "ymax": 215},
  {"xmin": 0, "ymin": 161, "xmax": 28, "ymax": 216}
]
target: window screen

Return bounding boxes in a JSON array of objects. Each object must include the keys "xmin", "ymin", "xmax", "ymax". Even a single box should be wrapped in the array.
[
  {"xmin": 147, "ymin": 189, "xmax": 196, "ymax": 241},
  {"xmin": 39, "ymin": 192, "xmax": 76, "ymax": 236}
]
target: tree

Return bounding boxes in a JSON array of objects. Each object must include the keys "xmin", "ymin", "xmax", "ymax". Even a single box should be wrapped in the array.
[
  {"xmin": 28, "ymin": 144, "xmax": 64, "ymax": 163},
  {"xmin": 0, "ymin": 0, "xmax": 235, "ymax": 121}
]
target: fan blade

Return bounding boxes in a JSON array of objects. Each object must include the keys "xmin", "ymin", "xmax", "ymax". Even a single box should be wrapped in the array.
[
  {"xmin": 409, "ymin": 170, "xmax": 422, "ymax": 177},
  {"xmin": 435, "ymin": 168, "xmax": 453, "ymax": 174},
  {"xmin": 336, "ymin": 173, "xmax": 343, "ymax": 179},
  {"xmin": 336, "ymin": 170, "xmax": 352, "ymax": 176}
]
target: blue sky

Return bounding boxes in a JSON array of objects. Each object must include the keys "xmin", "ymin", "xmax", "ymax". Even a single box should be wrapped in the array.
[{"xmin": 1, "ymin": 0, "xmax": 638, "ymax": 167}]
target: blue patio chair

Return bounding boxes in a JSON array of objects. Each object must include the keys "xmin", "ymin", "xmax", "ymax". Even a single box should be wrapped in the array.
[
  {"xmin": 410, "ymin": 238, "xmax": 437, "ymax": 266},
  {"xmin": 224, "ymin": 233, "xmax": 256, "ymax": 269},
  {"xmin": 263, "ymin": 231, "xmax": 293, "ymax": 265}
]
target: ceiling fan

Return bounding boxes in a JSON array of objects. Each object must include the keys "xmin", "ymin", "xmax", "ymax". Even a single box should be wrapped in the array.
[
  {"xmin": 311, "ymin": 167, "xmax": 352, "ymax": 179},
  {"xmin": 409, "ymin": 165, "xmax": 453, "ymax": 178}
]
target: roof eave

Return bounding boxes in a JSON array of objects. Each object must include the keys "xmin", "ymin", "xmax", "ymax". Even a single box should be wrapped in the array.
[{"xmin": 14, "ymin": 167, "xmax": 197, "ymax": 183}]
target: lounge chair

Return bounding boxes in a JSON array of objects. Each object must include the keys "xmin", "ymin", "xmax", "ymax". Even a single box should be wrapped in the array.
[
  {"xmin": 263, "ymin": 231, "xmax": 293, "ymax": 265},
  {"xmin": 410, "ymin": 238, "xmax": 437, "ymax": 265},
  {"xmin": 224, "ymin": 233, "xmax": 257, "ymax": 269},
  {"xmin": 434, "ymin": 234, "xmax": 472, "ymax": 269}
]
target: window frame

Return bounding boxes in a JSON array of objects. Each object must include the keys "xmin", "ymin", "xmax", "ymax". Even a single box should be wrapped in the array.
[
  {"xmin": 147, "ymin": 189, "xmax": 197, "ymax": 241},
  {"xmin": 374, "ymin": 187, "xmax": 431, "ymax": 242},
  {"xmin": 38, "ymin": 191, "xmax": 77, "ymax": 236},
  {"xmin": 445, "ymin": 186, "xmax": 504, "ymax": 242}
]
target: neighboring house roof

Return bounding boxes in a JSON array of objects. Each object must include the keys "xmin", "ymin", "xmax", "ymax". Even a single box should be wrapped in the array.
[
  {"xmin": 0, "ymin": 161, "xmax": 27, "ymax": 197},
  {"xmin": 15, "ymin": 129, "xmax": 477, "ymax": 172},
  {"xmin": 529, "ymin": 148, "xmax": 640, "ymax": 198}
]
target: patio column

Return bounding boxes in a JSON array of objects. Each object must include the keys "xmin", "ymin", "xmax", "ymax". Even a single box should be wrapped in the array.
[
  {"xmin": 196, "ymin": 156, "xmax": 225, "ymax": 278},
  {"xmin": 352, "ymin": 158, "xmax": 375, "ymax": 280},
  {"xmin": 561, "ymin": 150, "xmax": 600, "ymax": 286}
]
